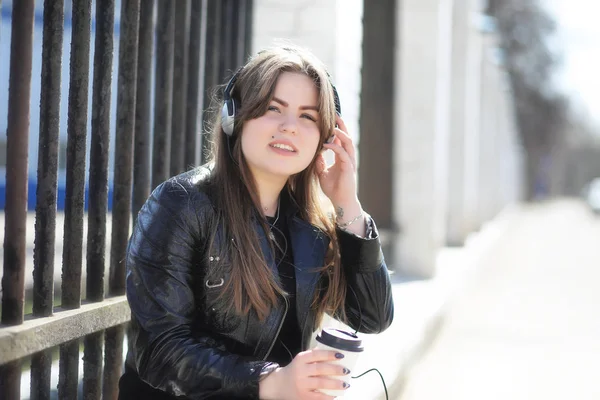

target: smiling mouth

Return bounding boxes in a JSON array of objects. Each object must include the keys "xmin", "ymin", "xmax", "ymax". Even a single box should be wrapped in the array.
[{"xmin": 270, "ymin": 143, "xmax": 296, "ymax": 152}]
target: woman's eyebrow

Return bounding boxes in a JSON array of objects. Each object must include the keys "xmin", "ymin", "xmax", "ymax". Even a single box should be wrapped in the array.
[{"xmin": 272, "ymin": 96, "xmax": 319, "ymax": 111}]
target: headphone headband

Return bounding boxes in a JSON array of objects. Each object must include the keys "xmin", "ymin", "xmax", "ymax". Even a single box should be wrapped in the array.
[{"xmin": 221, "ymin": 68, "xmax": 342, "ymax": 136}]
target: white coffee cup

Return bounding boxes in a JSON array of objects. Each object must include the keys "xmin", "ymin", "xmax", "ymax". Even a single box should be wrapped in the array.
[{"xmin": 313, "ymin": 328, "xmax": 364, "ymax": 397}]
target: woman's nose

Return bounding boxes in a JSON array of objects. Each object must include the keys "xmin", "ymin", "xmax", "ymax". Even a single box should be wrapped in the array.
[{"xmin": 279, "ymin": 115, "xmax": 297, "ymax": 134}]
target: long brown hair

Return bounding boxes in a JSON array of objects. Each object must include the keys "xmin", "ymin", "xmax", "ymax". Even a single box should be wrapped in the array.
[{"xmin": 205, "ymin": 46, "xmax": 346, "ymax": 324}]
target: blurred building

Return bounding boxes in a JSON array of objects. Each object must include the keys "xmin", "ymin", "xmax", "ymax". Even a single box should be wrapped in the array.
[{"xmin": 253, "ymin": 0, "xmax": 523, "ymax": 277}]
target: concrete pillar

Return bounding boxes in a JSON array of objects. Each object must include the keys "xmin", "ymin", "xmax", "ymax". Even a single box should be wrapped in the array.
[
  {"xmin": 334, "ymin": 0, "xmax": 364, "ymax": 146},
  {"xmin": 446, "ymin": 0, "xmax": 471, "ymax": 246},
  {"xmin": 495, "ymin": 70, "xmax": 509, "ymax": 212},
  {"xmin": 498, "ymin": 70, "xmax": 523, "ymax": 206},
  {"xmin": 477, "ymin": 32, "xmax": 501, "ymax": 224},
  {"xmin": 462, "ymin": 0, "xmax": 484, "ymax": 233},
  {"xmin": 394, "ymin": 0, "xmax": 453, "ymax": 278},
  {"xmin": 358, "ymin": 0, "xmax": 396, "ymax": 235},
  {"xmin": 504, "ymin": 89, "xmax": 524, "ymax": 204},
  {"xmin": 496, "ymin": 69, "xmax": 514, "ymax": 212},
  {"xmin": 490, "ymin": 64, "xmax": 504, "ymax": 218}
]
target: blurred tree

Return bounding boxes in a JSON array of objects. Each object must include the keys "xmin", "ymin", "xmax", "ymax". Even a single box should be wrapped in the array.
[
  {"xmin": 563, "ymin": 117, "xmax": 600, "ymax": 196},
  {"xmin": 487, "ymin": 0, "xmax": 570, "ymax": 200}
]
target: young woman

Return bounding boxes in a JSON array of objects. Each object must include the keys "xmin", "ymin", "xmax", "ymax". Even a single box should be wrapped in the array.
[{"xmin": 118, "ymin": 45, "xmax": 394, "ymax": 400}]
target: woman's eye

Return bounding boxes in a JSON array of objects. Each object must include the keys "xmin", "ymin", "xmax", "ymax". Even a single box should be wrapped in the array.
[
  {"xmin": 301, "ymin": 114, "xmax": 317, "ymax": 122},
  {"xmin": 267, "ymin": 105, "xmax": 280, "ymax": 112}
]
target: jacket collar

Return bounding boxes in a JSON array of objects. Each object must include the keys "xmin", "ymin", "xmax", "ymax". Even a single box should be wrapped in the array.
[
  {"xmin": 259, "ymin": 186, "xmax": 331, "ymax": 269},
  {"xmin": 252, "ymin": 200, "xmax": 331, "ymax": 275}
]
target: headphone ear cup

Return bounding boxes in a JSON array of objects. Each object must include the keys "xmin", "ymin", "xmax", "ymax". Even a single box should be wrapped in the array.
[{"xmin": 221, "ymin": 99, "xmax": 235, "ymax": 136}]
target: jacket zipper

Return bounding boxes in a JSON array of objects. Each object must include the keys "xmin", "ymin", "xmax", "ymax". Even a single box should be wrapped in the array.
[{"xmin": 263, "ymin": 295, "xmax": 289, "ymax": 360}]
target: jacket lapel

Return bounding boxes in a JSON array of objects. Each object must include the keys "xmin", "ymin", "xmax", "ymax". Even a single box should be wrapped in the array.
[
  {"xmin": 288, "ymin": 216, "xmax": 330, "ymax": 339},
  {"xmin": 253, "ymin": 215, "xmax": 329, "ymax": 321},
  {"xmin": 252, "ymin": 190, "xmax": 332, "ymax": 355}
]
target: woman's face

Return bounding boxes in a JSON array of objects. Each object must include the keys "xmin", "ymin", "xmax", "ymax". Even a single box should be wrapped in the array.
[{"xmin": 241, "ymin": 72, "xmax": 322, "ymax": 182}]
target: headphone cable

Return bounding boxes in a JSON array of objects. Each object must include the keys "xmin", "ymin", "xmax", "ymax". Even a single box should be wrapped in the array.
[{"xmin": 351, "ymin": 368, "xmax": 388, "ymax": 400}]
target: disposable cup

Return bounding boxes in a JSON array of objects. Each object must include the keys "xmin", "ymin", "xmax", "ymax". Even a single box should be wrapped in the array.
[{"xmin": 313, "ymin": 328, "xmax": 364, "ymax": 397}]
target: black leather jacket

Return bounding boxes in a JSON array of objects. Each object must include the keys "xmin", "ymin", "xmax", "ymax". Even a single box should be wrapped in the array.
[{"xmin": 124, "ymin": 166, "xmax": 394, "ymax": 399}]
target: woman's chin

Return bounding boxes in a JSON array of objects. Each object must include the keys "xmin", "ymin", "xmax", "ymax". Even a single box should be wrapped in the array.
[{"xmin": 263, "ymin": 165, "xmax": 306, "ymax": 180}]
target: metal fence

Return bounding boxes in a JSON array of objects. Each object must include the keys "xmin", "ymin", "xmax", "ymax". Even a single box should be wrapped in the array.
[{"xmin": 0, "ymin": 0, "xmax": 253, "ymax": 398}]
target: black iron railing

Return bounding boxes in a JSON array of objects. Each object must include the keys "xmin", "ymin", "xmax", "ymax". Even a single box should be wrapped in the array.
[{"xmin": 0, "ymin": 1, "xmax": 253, "ymax": 398}]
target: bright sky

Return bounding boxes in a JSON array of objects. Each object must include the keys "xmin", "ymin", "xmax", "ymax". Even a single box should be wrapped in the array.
[{"xmin": 544, "ymin": 0, "xmax": 600, "ymax": 124}]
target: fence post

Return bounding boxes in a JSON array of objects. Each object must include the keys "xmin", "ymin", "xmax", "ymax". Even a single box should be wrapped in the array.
[
  {"xmin": 1, "ymin": 1, "xmax": 35, "ymax": 397},
  {"xmin": 85, "ymin": 1, "xmax": 116, "ymax": 397},
  {"xmin": 31, "ymin": 1, "xmax": 65, "ymax": 397},
  {"xmin": 132, "ymin": 0, "xmax": 155, "ymax": 218},
  {"xmin": 87, "ymin": 0, "xmax": 115, "ymax": 304},
  {"xmin": 59, "ymin": 0, "xmax": 93, "ymax": 396},
  {"xmin": 201, "ymin": 0, "xmax": 222, "ymax": 163},
  {"xmin": 152, "ymin": 0, "xmax": 175, "ymax": 189},
  {"xmin": 170, "ymin": 0, "xmax": 191, "ymax": 176},
  {"xmin": 185, "ymin": 0, "xmax": 205, "ymax": 168},
  {"xmin": 105, "ymin": 1, "xmax": 141, "ymax": 398},
  {"xmin": 2, "ymin": 0, "xmax": 35, "ymax": 328}
]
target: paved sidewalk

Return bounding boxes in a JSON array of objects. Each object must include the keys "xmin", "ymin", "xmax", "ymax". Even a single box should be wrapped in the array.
[
  {"xmin": 398, "ymin": 200, "xmax": 600, "ymax": 400},
  {"xmin": 326, "ymin": 202, "xmax": 517, "ymax": 400}
]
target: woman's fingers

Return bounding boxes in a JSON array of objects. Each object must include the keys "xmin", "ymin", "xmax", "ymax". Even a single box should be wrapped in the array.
[
  {"xmin": 306, "ymin": 376, "xmax": 349, "ymax": 391},
  {"xmin": 297, "ymin": 349, "xmax": 343, "ymax": 363},
  {"xmin": 286, "ymin": 351, "xmax": 350, "ymax": 399},
  {"xmin": 323, "ymin": 137, "xmax": 356, "ymax": 170},
  {"xmin": 307, "ymin": 362, "xmax": 349, "ymax": 377},
  {"xmin": 333, "ymin": 116, "xmax": 356, "ymax": 163},
  {"xmin": 321, "ymin": 115, "xmax": 357, "ymax": 170},
  {"xmin": 322, "ymin": 142, "xmax": 354, "ymax": 169}
]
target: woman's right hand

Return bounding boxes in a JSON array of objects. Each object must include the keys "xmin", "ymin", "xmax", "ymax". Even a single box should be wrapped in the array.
[{"xmin": 259, "ymin": 349, "xmax": 350, "ymax": 400}]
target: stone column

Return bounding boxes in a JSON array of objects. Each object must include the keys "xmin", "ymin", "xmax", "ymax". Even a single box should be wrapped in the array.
[
  {"xmin": 461, "ymin": 0, "xmax": 485, "ymax": 234},
  {"xmin": 504, "ymin": 89, "xmax": 524, "ymax": 204},
  {"xmin": 477, "ymin": 31, "xmax": 502, "ymax": 224},
  {"xmin": 496, "ymin": 68, "xmax": 513, "ymax": 213},
  {"xmin": 394, "ymin": 0, "xmax": 453, "ymax": 277},
  {"xmin": 357, "ymin": 0, "xmax": 396, "ymax": 240},
  {"xmin": 496, "ymin": 68, "xmax": 523, "ymax": 209},
  {"xmin": 446, "ymin": 0, "xmax": 471, "ymax": 246}
]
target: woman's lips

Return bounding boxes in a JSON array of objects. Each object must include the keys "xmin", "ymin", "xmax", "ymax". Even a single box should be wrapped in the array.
[{"xmin": 269, "ymin": 143, "xmax": 297, "ymax": 156}]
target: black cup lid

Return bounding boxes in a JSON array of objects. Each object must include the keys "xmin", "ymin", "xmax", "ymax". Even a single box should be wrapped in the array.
[{"xmin": 316, "ymin": 328, "xmax": 364, "ymax": 352}]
